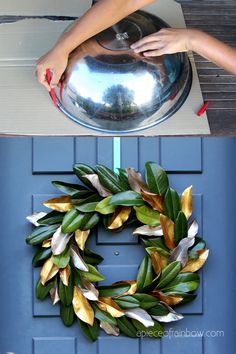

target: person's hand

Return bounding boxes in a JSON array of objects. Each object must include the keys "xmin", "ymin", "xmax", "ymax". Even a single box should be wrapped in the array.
[
  {"xmin": 131, "ymin": 28, "xmax": 198, "ymax": 57},
  {"xmin": 35, "ymin": 47, "xmax": 69, "ymax": 91}
]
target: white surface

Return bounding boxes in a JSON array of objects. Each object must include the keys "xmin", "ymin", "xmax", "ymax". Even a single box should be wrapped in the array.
[{"xmin": 0, "ymin": 0, "xmax": 210, "ymax": 136}]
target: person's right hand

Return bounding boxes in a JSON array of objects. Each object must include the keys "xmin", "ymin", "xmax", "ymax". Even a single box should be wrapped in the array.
[{"xmin": 35, "ymin": 47, "xmax": 69, "ymax": 91}]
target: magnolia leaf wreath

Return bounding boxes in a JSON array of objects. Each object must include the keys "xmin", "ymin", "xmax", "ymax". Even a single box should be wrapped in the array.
[{"xmin": 26, "ymin": 162, "xmax": 209, "ymax": 341}]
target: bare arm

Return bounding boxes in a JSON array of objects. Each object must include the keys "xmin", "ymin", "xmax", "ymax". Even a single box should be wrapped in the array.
[
  {"xmin": 36, "ymin": 0, "xmax": 155, "ymax": 90},
  {"xmin": 131, "ymin": 28, "xmax": 236, "ymax": 75}
]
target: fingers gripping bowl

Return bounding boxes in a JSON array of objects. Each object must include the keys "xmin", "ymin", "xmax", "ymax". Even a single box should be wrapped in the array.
[{"xmin": 55, "ymin": 11, "xmax": 192, "ymax": 133}]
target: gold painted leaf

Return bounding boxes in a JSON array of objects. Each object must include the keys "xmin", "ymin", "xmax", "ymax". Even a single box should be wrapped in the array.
[
  {"xmin": 181, "ymin": 186, "xmax": 193, "ymax": 220},
  {"xmin": 40, "ymin": 257, "xmax": 59, "ymax": 285},
  {"xmin": 75, "ymin": 229, "xmax": 90, "ymax": 251},
  {"xmin": 151, "ymin": 251, "xmax": 163, "ymax": 277},
  {"xmin": 43, "ymin": 196, "xmax": 73, "ymax": 212},
  {"xmin": 150, "ymin": 291, "xmax": 184, "ymax": 306},
  {"xmin": 108, "ymin": 206, "xmax": 131, "ymax": 230},
  {"xmin": 42, "ymin": 238, "xmax": 52, "ymax": 248},
  {"xmin": 73, "ymin": 286, "xmax": 94, "ymax": 325},
  {"xmin": 181, "ymin": 249, "xmax": 209, "ymax": 273},
  {"xmin": 59, "ymin": 265, "xmax": 71, "ymax": 286},
  {"xmin": 141, "ymin": 190, "xmax": 163, "ymax": 213},
  {"xmin": 113, "ymin": 280, "xmax": 137, "ymax": 296},
  {"xmin": 160, "ymin": 214, "xmax": 175, "ymax": 250},
  {"xmin": 97, "ymin": 297, "xmax": 124, "ymax": 317}
]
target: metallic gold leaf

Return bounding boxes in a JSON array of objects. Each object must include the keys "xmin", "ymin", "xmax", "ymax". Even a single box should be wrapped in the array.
[
  {"xmin": 125, "ymin": 308, "xmax": 154, "ymax": 328},
  {"xmin": 160, "ymin": 214, "xmax": 175, "ymax": 250},
  {"xmin": 181, "ymin": 249, "xmax": 209, "ymax": 273},
  {"xmin": 108, "ymin": 206, "xmax": 131, "ymax": 230},
  {"xmin": 97, "ymin": 297, "xmax": 124, "ymax": 318},
  {"xmin": 181, "ymin": 186, "xmax": 193, "ymax": 220},
  {"xmin": 151, "ymin": 251, "xmax": 163, "ymax": 276},
  {"xmin": 126, "ymin": 167, "xmax": 148, "ymax": 193},
  {"xmin": 133, "ymin": 224, "xmax": 163, "ymax": 237},
  {"xmin": 150, "ymin": 291, "xmax": 184, "ymax": 306},
  {"xmin": 140, "ymin": 190, "xmax": 163, "ymax": 213},
  {"xmin": 40, "ymin": 257, "xmax": 59, "ymax": 285},
  {"xmin": 59, "ymin": 265, "xmax": 71, "ymax": 286},
  {"xmin": 113, "ymin": 280, "xmax": 137, "ymax": 296},
  {"xmin": 75, "ymin": 229, "xmax": 90, "ymax": 251},
  {"xmin": 26, "ymin": 212, "xmax": 47, "ymax": 226},
  {"xmin": 84, "ymin": 174, "xmax": 112, "ymax": 197},
  {"xmin": 100, "ymin": 321, "xmax": 120, "ymax": 336},
  {"xmin": 72, "ymin": 286, "xmax": 94, "ymax": 325},
  {"xmin": 42, "ymin": 238, "xmax": 52, "ymax": 248},
  {"xmin": 43, "ymin": 196, "xmax": 73, "ymax": 212}
]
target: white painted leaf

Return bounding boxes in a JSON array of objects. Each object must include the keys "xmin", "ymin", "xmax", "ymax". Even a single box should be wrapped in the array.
[
  {"xmin": 79, "ymin": 279, "xmax": 99, "ymax": 301},
  {"xmin": 49, "ymin": 284, "xmax": 60, "ymax": 305},
  {"xmin": 188, "ymin": 220, "xmax": 199, "ymax": 238},
  {"xmin": 169, "ymin": 237, "xmax": 195, "ymax": 267},
  {"xmin": 126, "ymin": 167, "xmax": 148, "ymax": 193},
  {"xmin": 133, "ymin": 225, "xmax": 163, "ymax": 236},
  {"xmin": 125, "ymin": 308, "xmax": 154, "ymax": 328},
  {"xmin": 152, "ymin": 302, "xmax": 184, "ymax": 323},
  {"xmin": 100, "ymin": 321, "xmax": 120, "ymax": 336},
  {"xmin": 51, "ymin": 226, "xmax": 72, "ymax": 255},
  {"xmin": 84, "ymin": 174, "xmax": 112, "ymax": 197},
  {"xmin": 26, "ymin": 212, "xmax": 47, "ymax": 226},
  {"xmin": 70, "ymin": 244, "xmax": 89, "ymax": 272}
]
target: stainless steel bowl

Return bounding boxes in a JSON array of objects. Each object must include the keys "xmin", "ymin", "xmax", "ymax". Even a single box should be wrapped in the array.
[{"xmin": 55, "ymin": 11, "xmax": 192, "ymax": 133}]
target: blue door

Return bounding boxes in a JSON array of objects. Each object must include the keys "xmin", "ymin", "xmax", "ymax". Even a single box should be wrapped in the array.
[{"xmin": 0, "ymin": 137, "xmax": 235, "ymax": 354}]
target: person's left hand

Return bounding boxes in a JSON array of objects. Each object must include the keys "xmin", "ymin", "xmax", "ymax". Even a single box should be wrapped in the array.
[{"xmin": 130, "ymin": 28, "xmax": 193, "ymax": 57}]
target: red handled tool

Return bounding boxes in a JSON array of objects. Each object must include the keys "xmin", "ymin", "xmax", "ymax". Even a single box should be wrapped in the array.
[
  {"xmin": 46, "ymin": 68, "xmax": 57, "ymax": 107},
  {"xmin": 197, "ymin": 101, "xmax": 209, "ymax": 117}
]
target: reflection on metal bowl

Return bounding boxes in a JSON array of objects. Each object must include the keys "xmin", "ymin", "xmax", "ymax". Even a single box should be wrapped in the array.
[{"xmin": 55, "ymin": 11, "xmax": 192, "ymax": 133}]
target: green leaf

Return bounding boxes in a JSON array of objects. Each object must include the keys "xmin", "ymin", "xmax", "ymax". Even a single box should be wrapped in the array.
[
  {"xmin": 141, "ymin": 237, "xmax": 170, "ymax": 257},
  {"xmin": 148, "ymin": 303, "xmax": 170, "ymax": 316},
  {"xmin": 73, "ymin": 164, "xmax": 96, "ymax": 188},
  {"xmin": 134, "ymin": 206, "xmax": 160, "ymax": 227},
  {"xmin": 95, "ymin": 197, "xmax": 116, "ymax": 215},
  {"xmin": 80, "ymin": 213, "xmax": 100, "ymax": 231},
  {"xmin": 61, "ymin": 209, "xmax": 84, "ymax": 233},
  {"xmin": 37, "ymin": 211, "xmax": 65, "ymax": 225},
  {"xmin": 109, "ymin": 191, "xmax": 145, "ymax": 207},
  {"xmin": 97, "ymin": 284, "xmax": 131, "ymax": 298},
  {"xmin": 26, "ymin": 224, "xmax": 59, "ymax": 246},
  {"xmin": 132, "ymin": 293, "xmax": 159, "ymax": 310},
  {"xmin": 114, "ymin": 296, "xmax": 140, "ymax": 309},
  {"xmin": 174, "ymin": 211, "xmax": 188, "ymax": 244},
  {"xmin": 36, "ymin": 278, "xmax": 55, "ymax": 300},
  {"xmin": 73, "ymin": 194, "xmax": 102, "ymax": 213},
  {"xmin": 91, "ymin": 303, "xmax": 117, "ymax": 325},
  {"xmin": 32, "ymin": 247, "xmax": 52, "ymax": 267},
  {"xmin": 162, "ymin": 272, "xmax": 200, "ymax": 293},
  {"xmin": 59, "ymin": 274, "xmax": 74, "ymax": 306},
  {"xmin": 156, "ymin": 261, "xmax": 181, "ymax": 289},
  {"xmin": 52, "ymin": 247, "xmax": 70, "ymax": 268},
  {"xmin": 52, "ymin": 181, "xmax": 92, "ymax": 198},
  {"xmin": 131, "ymin": 319, "xmax": 164, "ymax": 337},
  {"xmin": 136, "ymin": 256, "xmax": 153, "ymax": 292},
  {"xmin": 162, "ymin": 290, "xmax": 197, "ymax": 304},
  {"xmin": 145, "ymin": 162, "xmax": 169, "ymax": 196},
  {"xmin": 145, "ymin": 246, "xmax": 170, "ymax": 259},
  {"xmin": 60, "ymin": 304, "xmax": 75, "ymax": 327},
  {"xmin": 83, "ymin": 248, "xmax": 104, "ymax": 265},
  {"xmin": 78, "ymin": 264, "xmax": 105, "ymax": 282},
  {"xmin": 116, "ymin": 317, "xmax": 137, "ymax": 338},
  {"xmin": 117, "ymin": 168, "xmax": 130, "ymax": 190},
  {"xmin": 78, "ymin": 318, "xmax": 99, "ymax": 342},
  {"xmin": 95, "ymin": 165, "xmax": 126, "ymax": 194},
  {"xmin": 164, "ymin": 188, "xmax": 181, "ymax": 221}
]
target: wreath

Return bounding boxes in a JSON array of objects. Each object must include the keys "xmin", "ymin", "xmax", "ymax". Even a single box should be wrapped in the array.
[{"xmin": 26, "ymin": 162, "xmax": 209, "ymax": 341}]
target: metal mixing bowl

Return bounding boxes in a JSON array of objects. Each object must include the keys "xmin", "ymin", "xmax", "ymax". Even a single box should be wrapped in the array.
[{"xmin": 55, "ymin": 11, "xmax": 192, "ymax": 133}]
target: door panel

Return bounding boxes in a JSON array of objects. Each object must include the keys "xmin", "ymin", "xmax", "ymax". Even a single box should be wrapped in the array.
[{"xmin": 0, "ymin": 137, "xmax": 235, "ymax": 354}]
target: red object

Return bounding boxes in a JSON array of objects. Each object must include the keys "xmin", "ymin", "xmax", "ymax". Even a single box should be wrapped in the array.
[
  {"xmin": 46, "ymin": 69, "xmax": 57, "ymax": 107},
  {"xmin": 197, "ymin": 101, "xmax": 209, "ymax": 117}
]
